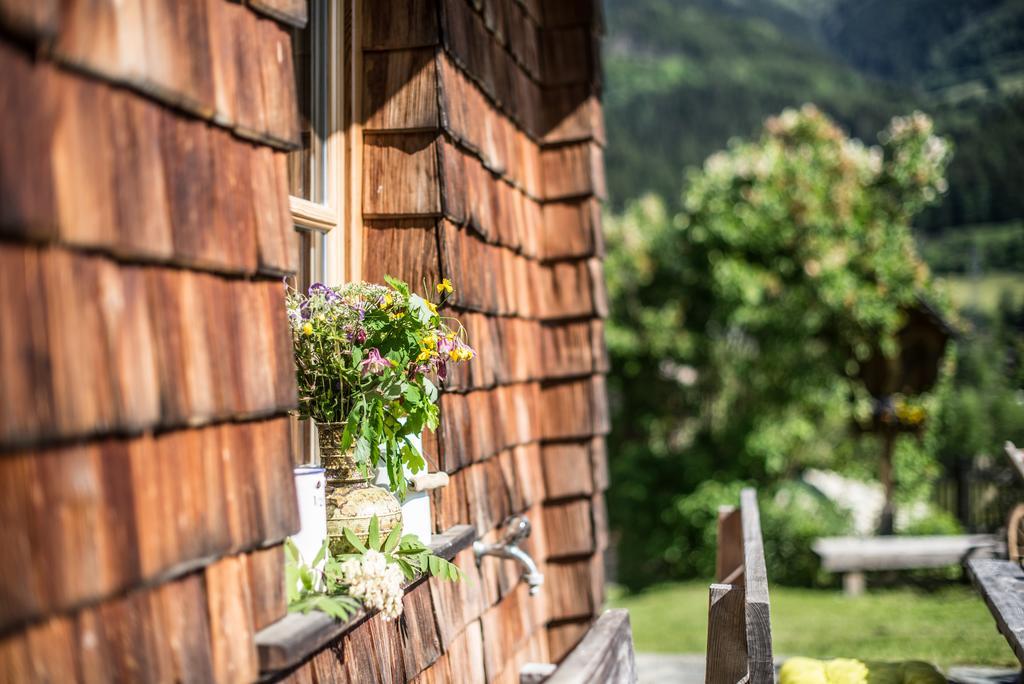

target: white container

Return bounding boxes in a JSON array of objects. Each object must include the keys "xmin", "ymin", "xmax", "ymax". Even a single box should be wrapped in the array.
[
  {"xmin": 292, "ymin": 465, "xmax": 327, "ymax": 568},
  {"xmin": 374, "ymin": 431, "xmax": 434, "ymax": 545}
]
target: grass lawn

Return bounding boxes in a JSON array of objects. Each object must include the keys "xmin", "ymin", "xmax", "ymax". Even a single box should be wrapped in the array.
[{"xmin": 609, "ymin": 582, "xmax": 1017, "ymax": 668}]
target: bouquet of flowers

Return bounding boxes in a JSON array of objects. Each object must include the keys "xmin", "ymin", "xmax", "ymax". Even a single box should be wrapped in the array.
[{"xmin": 286, "ymin": 276, "xmax": 473, "ymax": 494}]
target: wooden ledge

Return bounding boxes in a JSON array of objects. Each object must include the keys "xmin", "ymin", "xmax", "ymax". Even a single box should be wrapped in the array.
[
  {"xmin": 967, "ymin": 558, "xmax": 1024, "ymax": 667},
  {"xmin": 255, "ymin": 525, "xmax": 475, "ymax": 678}
]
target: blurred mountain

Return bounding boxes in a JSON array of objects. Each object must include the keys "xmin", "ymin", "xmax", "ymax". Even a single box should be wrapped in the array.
[{"xmin": 603, "ymin": 0, "xmax": 1024, "ymax": 236}]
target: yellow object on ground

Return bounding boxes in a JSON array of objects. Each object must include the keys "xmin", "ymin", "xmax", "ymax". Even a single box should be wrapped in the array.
[{"xmin": 780, "ymin": 658, "xmax": 944, "ymax": 684}]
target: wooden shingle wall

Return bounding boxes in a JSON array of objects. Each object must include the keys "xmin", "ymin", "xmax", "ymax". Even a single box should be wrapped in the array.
[
  {"xmin": 289, "ymin": 1, "xmax": 606, "ymax": 682},
  {"xmin": 0, "ymin": 0, "xmax": 606, "ymax": 680},
  {"xmin": 0, "ymin": 0, "xmax": 304, "ymax": 680}
]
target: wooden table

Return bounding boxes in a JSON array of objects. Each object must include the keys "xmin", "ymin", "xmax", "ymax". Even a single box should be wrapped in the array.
[{"xmin": 967, "ymin": 558, "xmax": 1024, "ymax": 667}]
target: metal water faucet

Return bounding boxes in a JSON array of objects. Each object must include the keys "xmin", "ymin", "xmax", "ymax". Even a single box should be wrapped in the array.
[{"xmin": 473, "ymin": 516, "xmax": 545, "ymax": 596}]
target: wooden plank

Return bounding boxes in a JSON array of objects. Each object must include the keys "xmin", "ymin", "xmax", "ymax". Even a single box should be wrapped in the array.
[
  {"xmin": 739, "ymin": 488, "xmax": 774, "ymax": 684},
  {"xmin": 363, "ymin": 48, "xmax": 440, "ymax": 131},
  {"xmin": 255, "ymin": 525, "xmax": 475, "ymax": 674},
  {"xmin": 542, "ymin": 84, "xmax": 605, "ymax": 146},
  {"xmin": 257, "ymin": 15, "xmax": 301, "ymax": 147},
  {"xmin": 0, "ymin": 39, "xmax": 59, "ymax": 241},
  {"xmin": 546, "ymin": 609, "xmax": 636, "ymax": 684},
  {"xmin": 363, "ymin": 0, "xmax": 439, "ymax": 49},
  {"xmin": 716, "ymin": 507, "xmax": 742, "ymax": 583},
  {"xmin": 546, "ymin": 619, "xmax": 590, "ymax": 664},
  {"xmin": 541, "ymin": 198, "xmax": 602, "ymax": 261},
  {"xmin": 0, "ymin": 245, "xmax": 55, "ymax": 448},
  {"xmin": 248, "ymin": 0, "xmax": 309, "ymax": 28},
  {"xmin": 542, "ymin": 499, "xmax": 595, "ymax": 559},
  {"xmin": 967, "ymin": 559, "xmax": 1024, "ymax": 666},
  {"xmin": 544, "ymin": 558, "xmax": 600, "ymax": 622},
  {"xmin": 206, "ymin": 555, "xmax": 259, "ymax": 684},
  {"xmin": 363, "ymin": 132, "xmax": 442, "ymax": 216},
  {"xmin": 813, "ymin": 534, "xmax": 1001, "ymax": 572},
  {"xmin": 540, "ymin": 141, "xmax": 605, "ymax": 201},
  {"xmin": 705, "ymin": 583, "xmax": 747, "ymax": 684},
  {"xmin": 0, "ymin": 0, "xmax": 59, "ymax": 39},
  {"xmin": 362, "ymin": 219, "xmax": 442, "ymax": 289}
]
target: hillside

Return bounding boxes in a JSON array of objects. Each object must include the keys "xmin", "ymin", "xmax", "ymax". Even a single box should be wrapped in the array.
[{"xmin": 603, "ymin": 0, "xmax": 1024, "ymax": 238}]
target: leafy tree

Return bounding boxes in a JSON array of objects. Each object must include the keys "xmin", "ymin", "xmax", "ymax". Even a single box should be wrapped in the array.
[{"xmin": 607, "ymin": 106, "xmax": 952, "ymax": 588}]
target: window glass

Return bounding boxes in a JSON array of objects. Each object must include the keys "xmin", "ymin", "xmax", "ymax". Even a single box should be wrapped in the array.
[{"xmin": 288, "ymin": 1, "xmax": 327, "ymax": 203}]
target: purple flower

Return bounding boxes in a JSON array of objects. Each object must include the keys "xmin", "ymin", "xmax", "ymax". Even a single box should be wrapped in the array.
[
  {"xmin": 348, "ymin": 299, "xmax": 367, "ymax": 321},
  {"xmin": 308, "ymin": 282, "xmax": 339, "ymax": 303},
  {"xmin": 361, "ymin": 348, "xmax": 394, "ymax": 376},
  {"xmin": 347, "ymin": 326, "xmax": 367, "ymax": 344}
]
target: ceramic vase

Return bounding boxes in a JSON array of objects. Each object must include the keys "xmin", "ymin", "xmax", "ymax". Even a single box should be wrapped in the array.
[{"xmin": 317, "ymin": 422, "xmax": 402, "ymax": 555}]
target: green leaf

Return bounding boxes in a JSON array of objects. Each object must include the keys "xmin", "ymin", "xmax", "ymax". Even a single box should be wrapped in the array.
[
  {"xmin": 299, "ymin": 565, "xmax": 314, "ymax": 591},
  {"xmin": 383, "ymin": 522, "xmax": 402, "ymax": 554},
  {"xmin": 403, "ymin": 385, "xmax": 421, "ymax": 404},
  {"xmin": 284, "ymin": 537, "xmax": 300, "ymax": 564},
  {"xmin": 367, "ymin": 515, "xmax": 380, "ymax": 551},
  {"xmin": 395, "ymin": 557, "xmax": 417, "ymax": 580},
  {"xmin": 427, "ymin": 555, "xmax": 441, "ymax": 576},
  {"xmin": 402, "ymin": 440, "xmax": 426, "ymax": 474},
  {"xmin": 423, "ymin": 377, "xmax": 438, "ymax": 403},
  {"xmin": 312, "ymin": 540, "xmax": 327, "ymax": 568},
  {"xmin": 354, "ymin": 435, "xmax": 371, "ymax": 464},
  {"xmin": 342, "ymin": 526, "xmax": 367, "ymax": 553},
  {"xmin": 383, "ymin": 274, "xmax": 410, "ymax": 297},
  {"xmin": 340, "ymin": 415, "xmax": 357, "ymax": 453}
]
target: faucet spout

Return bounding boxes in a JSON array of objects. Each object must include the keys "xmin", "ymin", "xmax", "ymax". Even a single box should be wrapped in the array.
[{"xmin": 473, "ymin": 516, "xmax": 545, "ymax": 596}]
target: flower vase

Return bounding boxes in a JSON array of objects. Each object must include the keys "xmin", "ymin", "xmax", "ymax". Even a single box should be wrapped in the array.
[{"xmin": 317, "ymin": 422, "xmax": 402, "ymax": 555}]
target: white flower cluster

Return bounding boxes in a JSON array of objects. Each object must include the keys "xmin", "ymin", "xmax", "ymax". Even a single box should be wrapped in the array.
[{"xmin": 340, "ymin": 550, "xmax": 405, "ymax": 620}]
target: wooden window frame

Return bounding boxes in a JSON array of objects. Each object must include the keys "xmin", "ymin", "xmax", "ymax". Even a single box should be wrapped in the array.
[{"xmin": 289, "ymin": 0, "xmax": 362, "ymax": 288}]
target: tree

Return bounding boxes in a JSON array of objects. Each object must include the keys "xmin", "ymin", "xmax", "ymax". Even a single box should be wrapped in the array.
[{"xmin": 606, "ymin": 105, "xmax": 952, "ymax": 587}]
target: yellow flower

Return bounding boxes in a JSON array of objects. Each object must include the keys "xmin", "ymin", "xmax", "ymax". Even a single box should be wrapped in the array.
[
  {"xmin": 302, "ymin": 322, "xmax": 314, "ymax": 336},
  {"xmin": 383, "ymin": 293, "xmax": 393, "ymax": 308},
  {"xmin": 436, "ymin": 278, "xmax": 453, "ymax": 295},
  {"xmin": 389, "ymin": 311, "xmax": 405, "ymax": 320},
  {"xmin": 427, "ymin": 301, "xmax": 438, "ymax": 316},
  {"xmin": 417, "ymin": 349, "xmax": 433, "ymax": 362},
  {"xmin": 421, "ymin": 334, "xmax": 438, "ymax": 349}
]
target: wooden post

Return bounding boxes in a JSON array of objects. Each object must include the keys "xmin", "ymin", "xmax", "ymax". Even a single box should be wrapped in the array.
[
  {"xmin": 740, "ymin": 489, "xmax": 774, "ymax": 684},
  {"xmin": 879, "ymin": 431, "xmax": 895, "ymax": 535},
  {"xmin": 705, "ymin": 583, "xmax": 747, "ymax": 684},
  {"xmin": 716, "ymin": 506, "xmax": 742, "ymax": 583},
  {"xmin": 842, "ymin": 572, "xmax": 866, "ymax": 597}
]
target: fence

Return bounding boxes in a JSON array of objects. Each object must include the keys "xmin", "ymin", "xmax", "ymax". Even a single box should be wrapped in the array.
[{"xmin": 934, "ymin": 459, "xmax": 1024, "ymax": 532}]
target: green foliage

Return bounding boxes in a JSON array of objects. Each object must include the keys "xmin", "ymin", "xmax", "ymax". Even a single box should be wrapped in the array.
[
  {"xmin": 823, "ymin": 0, "xmax": 1024, "ymax": 91},
  {"xmin": 285, "ymin": 516, "xmax": 463, "ymax": 621},
  {"xmin": 606, "ymin": 108, "xmax": 951, "ymax": 589},
  {"xmin": 664, "ymin": 480, "xmax": 851, "ymax": 587},
  {"xmin": 335, "ymin": 515, "xmax": 465, "ymax": 583},
  {"xmin": 602, "ymin": 0, "xmax": 1024, "ymax": 235},
  {"xmin": 286, "ymin": 278, "xmax": 472, "ymax": 493},
  {"xmin": 285, "ymin": 537, "xmax": 361, "ymax": 621}
]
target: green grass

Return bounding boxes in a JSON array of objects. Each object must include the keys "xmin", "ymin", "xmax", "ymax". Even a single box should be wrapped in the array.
[
  {"xmin": 938, "ymin": 272, "xmax": 1024, "ymax": 314},
  {"xmin": 609, "ymin": 582, "xmax": 1017, "ymax": 668}
]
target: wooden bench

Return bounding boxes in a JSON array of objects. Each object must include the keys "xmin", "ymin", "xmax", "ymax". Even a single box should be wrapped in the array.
[
  {"xmin": 706, "ymin": 488, "xmax": 775, "ymax": 684},
  {"xmin": 967, "ymin": 558, "xmax": 1024, "ymax": 670},
  {"xmin": 813, "ymin": 534, "xmax": 1003, "ymax": 595},
  {"xmin": 520, "ymin": 609, "xmax": 638, "ymax": 683}
]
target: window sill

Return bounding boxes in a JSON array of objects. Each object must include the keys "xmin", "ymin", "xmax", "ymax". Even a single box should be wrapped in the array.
[{"xmin": 255, "ymin": 524, "xmax": 475, "ymax": 678}]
